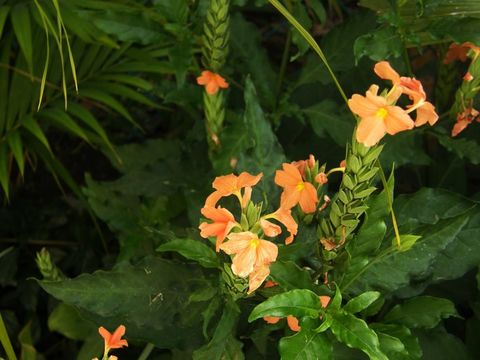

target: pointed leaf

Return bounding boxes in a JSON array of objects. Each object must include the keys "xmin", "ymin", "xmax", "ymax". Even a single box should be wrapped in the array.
[
  {"xmin": 0, "ymin": 142, "xmax": 9, "ymax": 198},
  {"xmin": 270, "ymin": 261, "xmax": 314, "ymax": 291},
  {"xmin": 21, "ymin": 115, "xmax": 51, "ymax": 153},
  {"xmin": 7, "ymin": 130, "xmax": 24, "ymax": 176},
  {"xmin": 279, "ymin": 329, "xmax": 332, "ymax": 360},
  {"xmin": 249, "ymin": 289, "xmax": 322, "ymax": 322},
  {"xmin": 157, "ymin": 239, "xmax": 219, "ymax": 269},
  {"xmin": 344, "ymin": 292, "xmax": 381, "ymax": 314},
  {"xmin": 11, "ymin": 4, "xmax": 33, "ymax": 73}
]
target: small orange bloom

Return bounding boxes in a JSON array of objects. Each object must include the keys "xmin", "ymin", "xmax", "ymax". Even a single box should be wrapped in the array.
[
  {"xmin": 463, "ymin": 72, "xmax": 474, "ymax": 82},
  {"xmin": 374, "ymin": 61, "xmax": 438, "ymax": 127},
  {"xmin": 292, "ymin": 154, "xmax": 316, "ymax": 177},
  {"xmin": 315, "ymin": 172, "xmax": 328, "ymax": 185},
  {"xmin": 286, "ymin": 316, "xmax": 301, "ymax": 332},
  {"xmin": 99, "ymin": 325, "xmax": 128, "ymax": 355},
  {"xmin": 270, "ymin": 207, "xmax": 298, "ymax": 244},
  {"xmin": 348, "ymin": 84, "xmax": 414, "ymax": 146},
  {"xmin": 260, "ymin": 219, "xmax": 282, "ymax": 237},
  {"xmin": 196, "ymin": 70, "xmax": 229, "ymax": 95},
  {"xmin": 444, "ymin": 42, "xmax": 480, "ymax": 64},
  {"xmin": 264, "ymin": 280, "xmax": 278, "ymax": 288},
  {"xmin": 199, "ymin": 206, "xmax": 239, "ymax": 251},
  {"xmin": 219, "ymin": 232, "xmax": 278, "ymax": 278},
  {"xmin": 275, "ymin": 163, "xmax": 318, "ymax": 213},
  {"xmin": 452, "ymin": 107, "xmax": 479, "ymax": 136},
  {"xmin": 319, "ymin": 295, "xmax": 331, "ymax": 308},
  {"xmin": 248, "ymin": 264, "xmax": 272, "ymax": 293},
  {"xmin": 263, "ymin": 316, "xmax": 280, "ymax": 324},
  {"xmin": 204, "ymin": 172, "xmax": 263, "ymax": 208}
]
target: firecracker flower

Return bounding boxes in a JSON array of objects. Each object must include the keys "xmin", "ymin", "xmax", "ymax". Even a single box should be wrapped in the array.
[
  {"xmin": 219, "ymin": 231, "xmax": 278, "ymax": 293},
  {"xmin": 199, "ymin": 206, "xmax": 239, "ymax": 251},
  {"xmin": 98, "ymin": 325, "xmax": 128, "ymax": 359},
  {"xmin": 275, "ymin": 163, "xmax": 318, "ymax": 213},
  {"xmin": 204, "ymin": 172, "xmax": 263, "ymax": 209},
  {"xmin": 444, "ymin": 42, "xmax": 480, "ymax": 64},
  {"xmin": 373, "ymin": 61, "xmax": 438, "ymax": 127},
  {"xmin": 261, "ymin": 207, "xmax": 298, "ymax": 245},
  {"xmin": 348, "ymin": 84, "xmax": 414, "ymax": 147},
  {"xmin": 452, "ymin": 107, "xmax": 479, "ymax": 137},
  {"xmin": 196, "ymin": 70, "xmax": 229, "ymax": 95}
]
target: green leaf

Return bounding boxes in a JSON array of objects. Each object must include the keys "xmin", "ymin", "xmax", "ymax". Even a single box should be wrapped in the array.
[
  {"xmin": 21, "ymin": 115, "xmax": 51, "ymax": 153},
  {"xmin": 248, "ymin": 289, "xmax": 322, "ymax": 322},
  {"xmin": 269, "ymin": 261, "xmax": 314, "ymax": 291},
  {"xmin": 39, "ymin": 257, "xmax": 208, "ymax": 349},
  {"xmin": 153, "ymin": 0, "xmax": 189, "ymax": 24},
  {"xmin": 354, "ymin": 26, "xmax": 403, "ymax": 62},
  {"xmin": 40, "ymin": 108, "xmax": 89, "ymax": 142},
  {"xmin": 435, "ymin": 133, "xmax": 480, "ymax": 165},
  {"xmin": 18, "ymin": 322, "xmax": 36, "ymax": 360},
  {"xmin": 380, "ymin": 131, "xmax": 431, "ymax": 167},
  {"xmin": 344, "ymin": 292, "xmax": 381, "ymax": 314},
  {"xmin": 304, "ymin": 100, "xmax": 355, "ymax": 146},
  {"xmin": 383, "ymin": 296, "xmax": 458, "ymax": 329},
  {"xmin": 370, "ymin": 323, "xmax": 422, "ymax": 360},
  {"xmin": 0, "ymin": 142, "xmax": 9, "ymax": 198},
  {"xmin": 48, "ymin": 303, "xmax": 95, "ymax": 340},
  {"xmin": 329, "ymin": 310, "xmax": 388, "ymax": 360},
  {"xmin": 11, "ymin": 4, "xmax": 33, "ymax": 73},
  {"xmin": 0, "ymin": 6, "xmax": 10, "ymax": 39},
  {"xmin": 416, "ymin": 325, "xmax": 470, "ymax": 360},
  {"xmin": 0, "ymin": 312, "xmax": 17, "ymax": 360},
  {"xmin": 157, "ymin": 239, "xmax": 219, "ymax": 269},
  {"xmin": 394, "ymin": 234, "xmax": 421, "ymax": 252},
  {"xmin": 376, "ymin": 333, "xmax": 408, "ymax": 360},
  {"xmin": 193, "ymin": 300, "xmax": 244, "ymax": 360},
  {"xmin": 230, "ymin": 14, "xmax": 276, "ymax": 109},
  {"xmin": 279, "ymin": 329, "xmax": 332, "ymax": 360},
  {"xmin": 7, "ymin": 131, "xmax": 25, "ymax": 176}
]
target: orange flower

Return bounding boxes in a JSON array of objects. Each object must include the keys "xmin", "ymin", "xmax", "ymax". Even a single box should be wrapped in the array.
[
  {"xmin": 199, "ymin": 206, "xmax": 239, "ymax": 251},
  {"xmin": 452, "ymin": 107, "xmax": 479, "ymax": 136},
  {"xmin": 444, "ymin": 42, "xmax": 480, "ymax": 64},
  {"xmin": 220, "ymin": 232, "xmax": 278, "ymax": 277},
  {"xmin": 264, "ymin": 316, "xmax": 280, "ymax": 324},
  {"xmin": 292, "ymin": 154, "xmax": 316, "ymax": 177},
  {"xmin": 374, "ymin": 61, "xmax": 438, "ymax": 127},
  {"xmin": 248, "ymin": 264, "xmax": 272, "ymax": 293},
  {"xmin": 319, "ymin": 295, "xmax": 331, "ymax": 308},
  {"xmin": 348, "ymin": 84, "xmax": 414, "ymax": 146},
  {"xmin": 463, "ymin": 72, "xmax": 474, "ymax": 82},
  {"xmin": 205, "ymin": 172, "xmax": 263, "ymax": 208},
  {"xmin": 264, "ymin": 280, "xmax": 278, "ymax": 288},
  {"xmin": 260, "ymin": 219, "xmax": 282, "ymax": 237},
  {"xmin": 315, "ymin": 172, "xmax": 328, "ymax": 185},
  {"xmin": 270, "ymin": 207, "xmax": 298, "ymax": 244},
  {"xmin": 196, "ymin": 70, "xmax": 229, "ymax": 95},
  {"xmin": 98, "ymin": 325, "xmax": 128, "ymax": 355},
  {"xmin": 275, "ymin": 163, "xmax": 318, "ymax": 213}
]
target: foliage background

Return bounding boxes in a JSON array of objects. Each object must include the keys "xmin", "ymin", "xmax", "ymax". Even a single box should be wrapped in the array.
[{"xmin": 1, "ymin": 0, "xmax": 480, "ymax": 359}]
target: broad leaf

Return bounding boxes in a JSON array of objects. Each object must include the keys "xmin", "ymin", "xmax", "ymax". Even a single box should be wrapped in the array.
[
  {"xmin": 249, "ymin": 289, "xmax": 322, "ymax": 321},
  {"xmin": 279, "ymin": 328, "xmax": 332, "ymax": 360},
  {"xmin": 157, "ymin": 239, "xmax": 219, "ymax": 269},
  {"xmin": 39, "ymin": 257, "xmax": 208, "ymax": 349},
  {"xmin": 329, "ymin": 310, "xmax": 388, "ymax": 360},
  {"xmin": 270, "ymin": 261, "xmax": 314, "ymax": 291},
  {"xmin": 383, "ymin": 296, "xmax": 458, "ymax": 329},
  {"xmin": 344, "ymin": 292, "xmax": 381, "ymax": 314}
]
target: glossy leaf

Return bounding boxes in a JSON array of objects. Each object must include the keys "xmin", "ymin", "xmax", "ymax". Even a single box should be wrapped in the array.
[
  {"xmin": 249, "ymin": 289, "xmax": 322, "ymax": 322},
  {"xmin": 383, "ymin": 296, "xmax": 458, "ymax": 329},
  {"xmin": 157, "ymin": 239, "xmax": 219, "ymax": 269},
  {"xmin": 279, "ymin": 328, "xmax": 332, "ymax": 360},
  {"xmin": 344, "ymin": 292, "xmax": 381, "ymax": 314},
  {"xmin": 329, "ymin": 310, "xmax": 388, "ymax": 360},
  {"xmin": 270, "ymin": 261, "xmax": 314, "ymax": 291}
]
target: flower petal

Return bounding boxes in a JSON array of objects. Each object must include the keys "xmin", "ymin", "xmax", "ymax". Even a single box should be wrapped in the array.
[
  {"xmin": 248, "ymin": 265, "xmax": 270, "ymax": 293},
  {"xmin": 415, "ymin": 101, "xmax": 438, "ymax": 127},
  {"xmin": 374, "ymin": 61, "xmax": 401, "ymax": 84},
  {"xmin": 384, "ymin": 106, "xmax": 414, "ymax": 135},
  {"xmin": 356, "ymin": 115, "xmax": 387, "ymax": 147}
]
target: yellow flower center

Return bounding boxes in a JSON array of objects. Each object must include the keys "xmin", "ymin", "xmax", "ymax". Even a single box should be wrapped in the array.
[
  {"xmin": 250, "ymin": 238, "xmax": 260, "ymax": 249},
  {"xmin": 296, "ymin": 181, "xmax": 305, "ymax": 191},
  {"xmin": 376, "ymin": 107, "xmax": 388, "ymax": 119}
]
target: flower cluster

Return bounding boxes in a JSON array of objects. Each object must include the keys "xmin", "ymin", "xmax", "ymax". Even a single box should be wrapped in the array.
[
  {"xmin": 444, "ymin": 42, "xmax": 480, "ymax": 136},
  {"xmin": 199, "ymin": 156, "xmax": 333, "ymax": 293},
  {"xmin": 348, "ymin": 61, "xmax": 438, "ymax": 146}
]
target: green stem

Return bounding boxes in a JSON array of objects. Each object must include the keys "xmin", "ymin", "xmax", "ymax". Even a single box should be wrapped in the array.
[
  {"xmin": 268, "ymin": 0, "xmax": 349, "ymax": 106},
  {"xmin": 0, "ymin": 313, "xmax": 17, "ymax": 360},
  {"xmin": 376, "ymin": 160, "xmax": 402, "ymax": 248},
  {"xmin": 138, "ymin": 343, "xmax": 155, "ymax": 360}
]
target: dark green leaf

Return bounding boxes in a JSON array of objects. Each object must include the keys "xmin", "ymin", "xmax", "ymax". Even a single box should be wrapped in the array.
[
  {"xmin": 270, "ymin": 261, "xmax": 314, "ymax": 291},
  {"xmin": 383, "ymin": 296, "xmax": 458, "ymax": 329},
  {"xmin": 48, "ymin": 303, "xmax": 95, "ymax": 340},
  {"xmin": 157, "ymin": 239, "xmax": 219, "ymax": 269},
  {"xmin": 354, "ymin": 26, "xmax": 403, "ymax": 62},
  {"xmin": 371, "ymin": 323, "xmax": 422, "ymax": 360},
  {"xmin": 11, "ymin": 4, "xmax": 33, "ymax": 73},
  {"xmin": 329, "ymin": 310, "xmax": 388, "ymax": 360},
  {"xmin": 279, "ymin": 329, "xmax": 332, "ymax": 360},
  {"xmin": 39, "ymin": 257, "xmax": 208, "ymax": 349}
]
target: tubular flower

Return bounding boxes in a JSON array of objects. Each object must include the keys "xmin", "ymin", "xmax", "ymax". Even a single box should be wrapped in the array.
[
  {"xmin": 452, "ymin": 107, "xmax": 479, "ymax": 136},
  {"xmin": 348, "ymin": 84, "xmax": 414, "ymax": 146},
  {"xmin": 204, "ymin": 172, "xmax": 263, "ymax": 208},
  {"xmin": 374, "ymin": 61, "xmax": 438, "ymax": 127},
  {"xmin": 444, "ymin": 42, "xmax": 480, "ymax": 64},
  {"xmin": 270, "ymin": 207, "xmax": 298, "ymax": 244},
  {"xmin": 196, "ymin": 70, "xmax": 229, "ymax": 95},
  {"xmin": 98, "ymin": 325, "xmax": 128, "ymax": 356},
  {"xmin": 199, "ymin": 206, "xmax": 239, "ymax": 251},
  {"xmin": 260, "ymin": 219, "xmax": 282, "ymax": 237},
  {"xmin": 219, "ymin": 232, "xmax": 278, "ymax": 292},
  {"xmin": 275, "ymin": 163, "xmax": 318, "ymax": 213}
]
